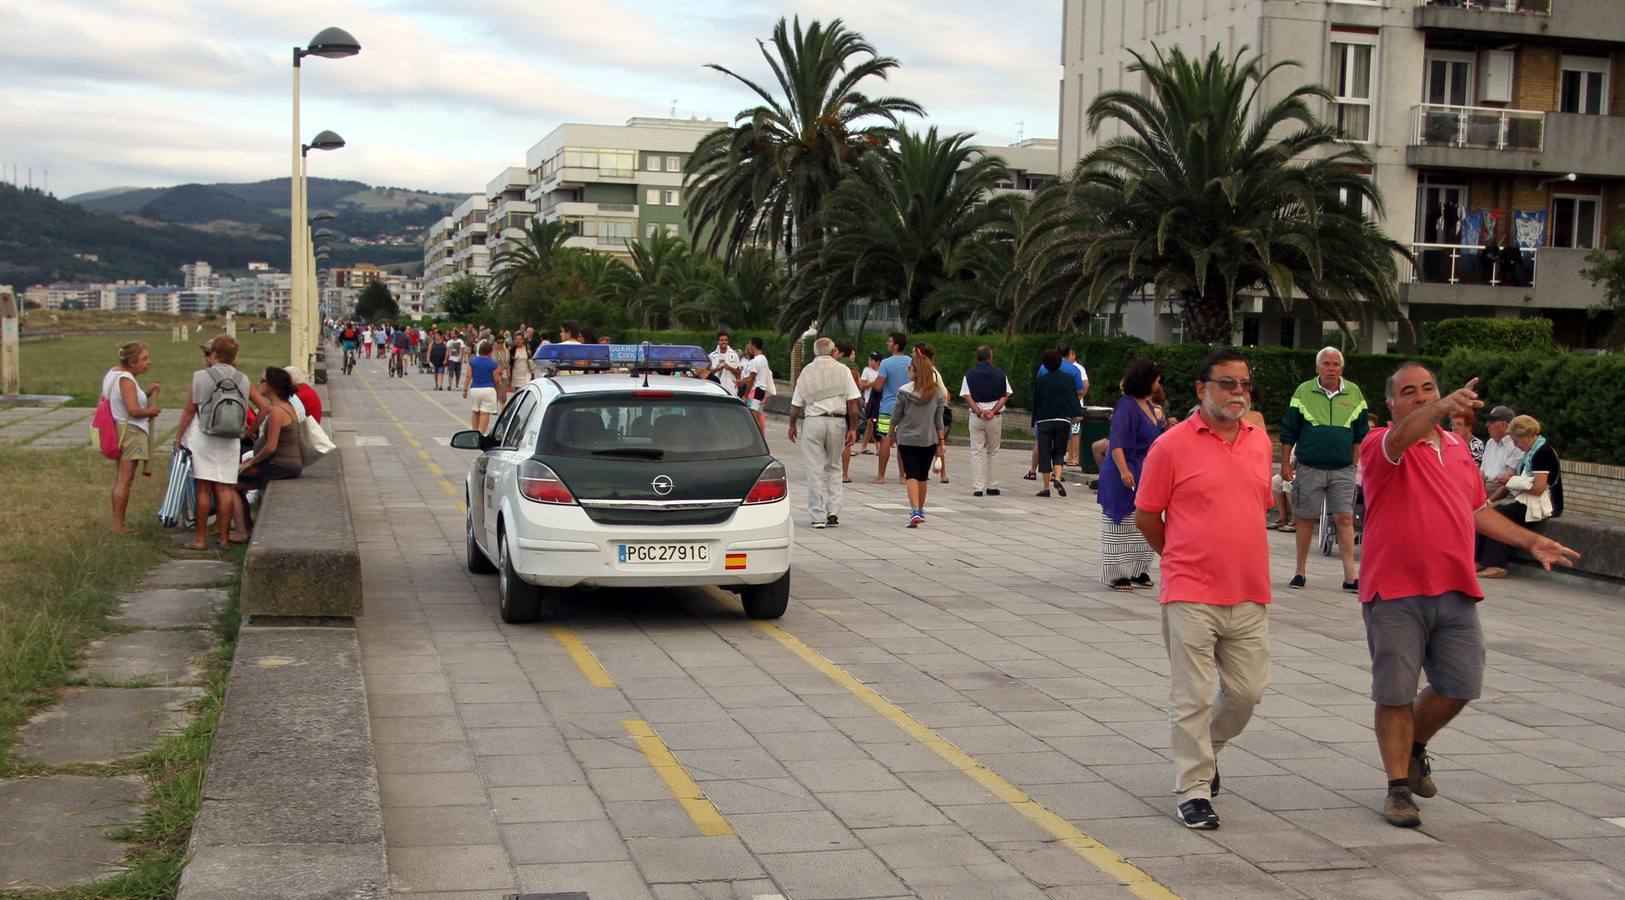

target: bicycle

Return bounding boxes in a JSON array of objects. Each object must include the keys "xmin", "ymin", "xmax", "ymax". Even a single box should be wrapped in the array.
[
  {"xmin": 342, "ymin": 344, "xmax": 357, "ymax": 375},
  {"xmin": 389, "ymin": 349, "xmax": 405, "ymax": 378}
]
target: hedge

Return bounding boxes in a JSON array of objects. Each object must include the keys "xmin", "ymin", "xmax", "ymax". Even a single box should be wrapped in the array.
[
  {"xmin": 1421, "ymin": 317, "xmax": 1558, "ymax": 356},
  {"xmin": 622, "ymin": 329, "xmax": 1622, "ymax": 465}
]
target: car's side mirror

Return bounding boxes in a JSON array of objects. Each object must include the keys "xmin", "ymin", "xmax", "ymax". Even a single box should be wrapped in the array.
[{"xmin": 450, "ymin": 429, "xmax": 486, "ymax": 451}]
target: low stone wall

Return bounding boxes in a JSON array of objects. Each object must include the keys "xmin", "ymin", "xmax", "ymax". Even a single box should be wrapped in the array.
[
  {"xmin": 1562, "ymin": 460, "xmax": 1625, "ymax": 522},
  {"xmin": 238, "ymin": 439, "xmax": 362, "ymax": 618}
]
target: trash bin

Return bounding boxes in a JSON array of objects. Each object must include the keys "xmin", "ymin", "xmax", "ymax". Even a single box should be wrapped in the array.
[{"xmin": 1076, "ymin": 405, "xmax": 1114, "ymax": 474}]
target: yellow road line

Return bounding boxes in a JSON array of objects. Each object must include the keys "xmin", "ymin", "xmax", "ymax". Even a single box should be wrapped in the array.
[
  {"xmin": 549, "ymin": 626, "xmax": 615, "ymax": 688},
  {"xmin": 399, "ymin": 373, "xmax": 473, "ymax": 429},
  {"xmin": 357, "ymin": 374, "xmax": 467, "ymax": 516},
  {"xmin": 757, "ymin": 623, "xmax": 1180, "ymax": 900},
  {"xmin": 622, "ymin": 719, "xmax": 734, "ymax": 837}
]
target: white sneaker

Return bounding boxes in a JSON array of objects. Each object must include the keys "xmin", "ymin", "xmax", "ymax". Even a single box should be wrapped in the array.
[{"xmin": 810, "ymin": 521, "xmax": 827, "ymax": 529}]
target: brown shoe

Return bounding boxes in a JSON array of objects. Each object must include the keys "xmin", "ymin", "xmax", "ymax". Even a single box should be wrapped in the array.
[
  {"xmin": 1384, "ymin": 788, "xmax": 1422, "ymax": 828},
  {"xmin": 1408, "ymin": 752, "xmax": 1437, "ymax": 799},
  {"xmin": 1479, "ymin": 567, "xmax": 1508, "ymax": 579}
]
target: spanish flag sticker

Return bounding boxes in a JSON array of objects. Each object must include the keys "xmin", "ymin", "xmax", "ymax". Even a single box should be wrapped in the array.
[{"xmin": 725, "ymin": 552, "xmax": 747, "ymax": 570}]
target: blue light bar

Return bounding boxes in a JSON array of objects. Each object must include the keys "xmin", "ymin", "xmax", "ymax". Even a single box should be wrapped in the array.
[{"xmin": 533, "ymin": 343, "xmax": 708, "ymax": 373}]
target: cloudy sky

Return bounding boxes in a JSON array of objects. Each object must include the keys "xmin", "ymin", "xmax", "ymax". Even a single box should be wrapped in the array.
[{"xmin": 2, "ymin": 0, "xmax": 1062, "ymax": 200}]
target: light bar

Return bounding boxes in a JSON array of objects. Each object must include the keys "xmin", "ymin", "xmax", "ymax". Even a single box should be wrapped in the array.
[{"xmin": 533, "ymin": 343, "xmax": 708, "ymax": 374}]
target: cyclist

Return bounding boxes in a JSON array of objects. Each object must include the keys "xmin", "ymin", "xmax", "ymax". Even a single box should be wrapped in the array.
[
  {"xmin": 339, "ymin": 322, "xmax": 359, "ymax": 375},
  {"xmin": 390, "ymin": 325, "xmax": 410, "ymax": 377}
]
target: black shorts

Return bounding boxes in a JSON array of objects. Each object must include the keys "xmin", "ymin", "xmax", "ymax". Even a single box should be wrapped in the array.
[
  {"xmin": 898, "ymin": 444, "xmax": 938, "ymax": 481},
  {"xmin": 1035, "ymin": 420, "xmax": 1070, "ymax": 469}
]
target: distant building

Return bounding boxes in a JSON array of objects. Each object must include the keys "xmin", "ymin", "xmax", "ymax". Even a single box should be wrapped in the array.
[
  {"xmin": 220, "ymin": 272, "xmax": 292, "ymax": 318},
  {"xmin": 976, "ymin": 138, "xmax": 1061, "ymax": 198},
  {"xmin": 180, "ymin": 261, "xmax": 219, "ymax": 290}
]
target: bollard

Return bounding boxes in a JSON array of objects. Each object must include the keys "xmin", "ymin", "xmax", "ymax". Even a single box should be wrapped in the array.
[
  {"xmin": 181, "ymin": 324, "xmax": 190, "ymax": 340},
  {"xmin": 225, "ymin": 310, "xmax": 236, "ymax": 340},
  {"xmin": 270, "ymin": 321, "xmax": 277, "ymax": 335},
  {"xmin": 1, "ymin": 289, "xmax": 19, "ymax": 399}
]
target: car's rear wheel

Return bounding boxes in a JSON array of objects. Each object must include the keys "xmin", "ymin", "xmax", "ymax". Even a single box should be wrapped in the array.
[
  {"xmin": 466, "ymin": 504, "xmax": 497, "ymax": 574},
  {"xmin": 741, "ymin": 571, "xmax": 790, "ymax": 619},
  {"xmin": 497, "ymin": 527, "xmax": 543, "ymax": 624}
]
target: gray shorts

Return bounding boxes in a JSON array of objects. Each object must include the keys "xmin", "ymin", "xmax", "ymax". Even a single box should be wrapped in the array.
[
  {"xmin": 1363, "ymin": 592, "xmax": 1485, "ymax": 706},
  {"xmin": 1293, "ymin": 465, "xmax": 1357, "ymax": 517}
]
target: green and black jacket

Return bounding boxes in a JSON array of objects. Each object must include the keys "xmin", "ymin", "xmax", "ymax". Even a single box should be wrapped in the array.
[{"xmin": 1279, "ymin": 378, "xmax": 1370, "ymax": 470}]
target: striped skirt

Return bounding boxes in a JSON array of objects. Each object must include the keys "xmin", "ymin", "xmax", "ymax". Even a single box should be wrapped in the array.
[{"xmin": 1100, "ymin": 511, "xmax": 1154, "ymax": 584}]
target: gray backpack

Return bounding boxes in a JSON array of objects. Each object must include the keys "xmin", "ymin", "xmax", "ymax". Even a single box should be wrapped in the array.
[{"xmin": 200, "ymin": 372, "xmax": 248, "ymax": 438}]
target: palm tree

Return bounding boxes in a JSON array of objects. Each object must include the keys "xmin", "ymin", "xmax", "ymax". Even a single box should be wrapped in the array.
[
  {"xmin": 621, "ymin": 231, "xmax": 698, "ymax": 329},
  {"xmin": 675, "ymin": 247, "xmax": 785, "ymax": 330},
  {"xmin": 784, "ymin": 127, "xmax": 1011, "ymax": 334},
  {"xmin": 684, "ymin": 17, "xmax": 923, "ymax": 268},
  {"xmin": 488, "ymin": 219, "xmax": 576, "ymax": 300},
  {"xmin": 924, "ymin": 193, "xmax": 1048, "ymax": 336},
  {"xmin": 1018, "ymin": 45, "xmax": 1406, "ymax": 344}
]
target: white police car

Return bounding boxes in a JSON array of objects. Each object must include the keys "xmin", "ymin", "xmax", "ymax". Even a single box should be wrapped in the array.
[{"xmin": 451, "ymin": 344, "xmax": 793, "ymax": 623}]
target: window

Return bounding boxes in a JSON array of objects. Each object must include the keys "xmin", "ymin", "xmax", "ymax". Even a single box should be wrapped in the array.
[
  {"xmin": 1552, "ymin": 195, "xmax": 1600, "ymax": 249},
  {"xmin": 1330, "ymin": 39, "xmax": 1376, "ymax": 142},
  {"xmin": 645, "ymin": 153, "xmax": 661, "ymax": 171},
  {"xmin": 665, "ymin": 223, "xmax": 680, "ymax": 236},
  {"xmin": 644, "ymin": 223, "xmax": 659, "ymax": 238},
  {"xmin": 1560, "ymin": 55, "xmax": 1608, "ymax": 115},
  {"xmin": 665, "ymin": 155, "xmax": 681, "ymax": 172},
  {"xmin": 1423, "ymin": 51, "xmax": 1473, "ymax": 107},
  {"xmin": 1338, "ymin": 184, "xmax": 1372, "ymax": 220},
  {"xmin": 542, "ymin": 398, "xmax": 768, "ymax": 461},
  {"xmin": 664, "ymin": 190, "xmax": 679, "ymax": 206},
  {"xmin": 646, "ymin": 188, "xmax": 660, "ymax": 205}
]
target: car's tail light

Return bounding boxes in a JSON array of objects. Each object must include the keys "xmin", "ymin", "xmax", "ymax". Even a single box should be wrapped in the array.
[
  {"xmin": 519, "ymin": 459, "xmax": 575, "ymax": 504},
  {"xmin": 744, "ymin": 460, "xmax": 787, "ymax": 504}
]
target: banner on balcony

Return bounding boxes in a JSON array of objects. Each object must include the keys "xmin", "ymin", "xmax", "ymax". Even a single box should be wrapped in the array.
[{"xmin": 1514, "ymin": 210, "xmax": 1546, "ymax": 249}]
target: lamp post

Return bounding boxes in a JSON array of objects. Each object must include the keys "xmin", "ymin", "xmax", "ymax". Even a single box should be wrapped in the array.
[
  {"xmin": 300, "ymin": 131, "xmax": 345, "ymax": 371},
  {"xmin": 289, "ymin": 27, "xmax": 360, "ymax": 373}
]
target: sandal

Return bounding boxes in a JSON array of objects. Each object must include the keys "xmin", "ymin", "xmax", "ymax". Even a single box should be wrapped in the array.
[
  {"xmin": 1110, "ymin": 578, "xmax": 1135, "ymax": 592},
  {"xmin": 1023, "ymin": 471, "xmax": 1037, "ymax": 481}
]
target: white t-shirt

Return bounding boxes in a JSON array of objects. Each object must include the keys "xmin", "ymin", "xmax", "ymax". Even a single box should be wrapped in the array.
[
  {"xmin": 361, "ymin": 330, "xmax": 372, "ymax": 344},
  {"xmin": 447, "ymin": 338, "xmax": 465, "ymax": 362},
  {"xmin": 744, "ymin": 354, "xmax": 774, "ymax": 395},
  {"xmin": 858, "ymin": 365, "xmax": 878, "ymax": 403},
  {"xmin": 709, "ymin": 348, "xmax": 741, "ymax": 394},
  {"xmin": 102, "ymin": 369, "xmax": 150, "ymax": 433}
]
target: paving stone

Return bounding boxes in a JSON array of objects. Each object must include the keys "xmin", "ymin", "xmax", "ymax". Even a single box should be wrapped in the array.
[
  {"xmin": 728, "ymin": 810, "xmax": 862, "ymax": 854},
  {"xmin": 502, "ymin": 819, "xmax": 629, "ymax": 864},
  {"xmin": 108, "ymin": 587, "xmax": 225, "ymax": 628},
  {"xmin": 140, "ymin": 559, "xmax": 235, "ymax": 588},
  {"xmin": 759, "ymin": 848, "xmax": 909, "ymax": 899},
  {"xmin": 516, "ymin": 861, "xmax": 654, "ymax": 900},
  {"xmin": 76, "ymin": 629, "xmax": 213, "ymax": 685},
  {"xmin": 381, "ymin": 805, "xmax": 500, "ymax": 847},
  {"xmin": 15, "ymin": 687, "xmax": 200, "ymax": 764},
  {"xmin": 625, "ymin": 835, "xmax": 766, "ymax": 882},
  {"xmin": 0, "ymin": 775, "xmax": 145, "ymax": 890},
  {"xmin": 388, "ymin": 844, "xmax": 512, "ymax": 893}
]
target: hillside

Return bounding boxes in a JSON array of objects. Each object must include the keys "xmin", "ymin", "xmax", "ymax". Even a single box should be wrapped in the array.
[{"xmin": 0, "ymin": 184, "xmax": 421, "ymax": 285}]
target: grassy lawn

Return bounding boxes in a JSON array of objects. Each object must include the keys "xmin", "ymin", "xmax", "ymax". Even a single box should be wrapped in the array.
[
  {"xmin": 19, "ymin": 330, "xmax": 290, "ymax": 406},
  {"xmin": 0, "ymin": 443, "xmax": 242, "ymax": 897}
]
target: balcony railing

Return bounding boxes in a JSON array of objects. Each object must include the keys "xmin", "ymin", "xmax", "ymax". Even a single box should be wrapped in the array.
[
  {"xmin": 1424, "ymin": 0, "xmax": 1550, "ymax": 11},
  {"xmin": 598, "ymin": 203, "xmax": 637, "ymax": 213},
  {"xmin": 1412, "ymin": 104, "xmax": 1544, "ymax": 151},
  {"xmin": 1408, "ymin": 242, "xmax": 1538, "ymax": 287}
]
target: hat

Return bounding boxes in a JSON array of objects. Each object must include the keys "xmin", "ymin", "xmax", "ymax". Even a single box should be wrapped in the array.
[
  {"xmin": 868, "ymin": 351, "xmax": 883, "ymax": 361},
  {"xmin": 1487, "ymin": 405, "xmax": 1515, "ymax": 422},
  {"xmin": 284, "ymin": 365, "xmax": 309, "ymax": 386}
]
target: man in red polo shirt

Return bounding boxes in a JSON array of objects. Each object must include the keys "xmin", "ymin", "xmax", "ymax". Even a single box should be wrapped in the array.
[
  {"xmin": 1360, "ymin": 362, "xmax": 1577, "ymax": 829},
  {"xmin": 1135, "ymin": 348, "xmax": 1275, "ymax": 830}
]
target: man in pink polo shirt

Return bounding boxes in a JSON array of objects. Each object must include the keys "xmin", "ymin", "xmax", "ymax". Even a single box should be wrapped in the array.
[
  {"xmin": 1360, "ymin": 362, "xmax": 1577, "ymax": 829},
  {"xmin": 1135, "ymin": 348, "xmax": 1274, "ymax": 830}
]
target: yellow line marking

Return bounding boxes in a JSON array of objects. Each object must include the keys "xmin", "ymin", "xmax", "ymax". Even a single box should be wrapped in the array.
[
  {"xmin": 417, "ymin": 449, "xmax": 431, "ymax": 460},
  {"xmin": 622, "ymin": 719, "xmax": 734, "ymax": 837},
  {"xmin": 359, "ymin": 374, "xmax": 467, "ymax": 506},
  {"xmin": 407, "ymin": 438, "xmax": 422, "ymax": 449},
  {"xmin": 438, "ymin": 480, "xmax": 458, "ymax": 497},
  {"xmin": 550, "ymin": 626, "xmax": 615, "ymax": 688},
  {"xmin": 426, "ymin": 462, "xmax": 442, "ymax": 477},
  {"xmin": 757, "ymin": 623, "xmax": 1181, "ymax": 900},
  {"xmin": 399, "ymin": 373, "xmax": 474, "ymax": 429}
]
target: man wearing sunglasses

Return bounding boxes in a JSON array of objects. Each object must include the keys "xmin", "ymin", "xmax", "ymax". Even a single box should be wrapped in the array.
[{"xmin": 1134, "ymin": 348, "xmax": 1275, "ymax": 831}]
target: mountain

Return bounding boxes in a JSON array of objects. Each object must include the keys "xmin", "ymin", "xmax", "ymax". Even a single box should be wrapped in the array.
[
  {"xmin": 0, "ymin": 183, "xmax": 423, "ymax": 286},
  {"xmin": 67, "ymin": 178, "xmax": 466, "ymax": 238}
]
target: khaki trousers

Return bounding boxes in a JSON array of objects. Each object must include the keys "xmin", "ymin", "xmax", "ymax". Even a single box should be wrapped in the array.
[
  {"xmin": 968, "ymin": 412, "xmax": 1003, "ymax": 492},
  {"xmin": 1161, "ymin": 601, "xmax": 1270, "ymax": 800},
  {"xmin": 800, "ymin": 416, "xmax": 845, "ymax": 523}
]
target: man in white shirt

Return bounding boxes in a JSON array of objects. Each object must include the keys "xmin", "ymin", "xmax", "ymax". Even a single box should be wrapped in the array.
[
  {"xmin": 740, "ymin": 337, "xmax": 773, "ymax": 434},
  {"xmin": 1479, "ymin": 405, "xmax": 1523, "ymax": 491},
  {"xmin": 708, "ymin": 330, "xmax": 743, "ymax": 396},
  {"xmin": 959, "ymin": 345, "xmax": 1014, "ymax": 497},
  {"xmin": 788, "ymin": 338, "xmax": 862, "ymax": 528}
]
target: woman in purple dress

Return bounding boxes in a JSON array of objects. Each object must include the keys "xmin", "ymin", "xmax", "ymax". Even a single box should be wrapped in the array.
[{"xmin": 1098, "ymin": 359, "xmax": 1165, "ymax": 590}]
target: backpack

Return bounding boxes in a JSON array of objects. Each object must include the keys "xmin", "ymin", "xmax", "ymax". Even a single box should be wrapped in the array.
[
  {"xmin": 199, "ymin": 371, "xmax": 248, "ymax": 438},
  {"xmin": 92, "ymin": 396, "xmax": 122, "ymax": 459}
]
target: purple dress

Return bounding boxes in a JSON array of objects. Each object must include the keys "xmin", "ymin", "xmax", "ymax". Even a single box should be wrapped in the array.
[{"xmin": 1097, "ymin": 395, "xmax": 1162, "ymax": 524}]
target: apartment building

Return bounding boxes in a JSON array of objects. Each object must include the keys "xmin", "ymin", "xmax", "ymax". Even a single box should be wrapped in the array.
[
  {"xmin": 449, "ymin": 195, "xmax": 491, "ymax": 286},
  {"xmin": 422, "ymin": 215, "xmax": 456, "ymax": 303},
  {"xmin": 220, "ymin": 272, "xmax": 292, "ymax": 318},
  {"xmin": 486, "ymin": 167, "xmax": 534, "ymax": 261},
  {"xmin": 1059, "ymin": 0, "xmax": 1624, "ymax": 349},
  {"xmin": 978, "ymin": 138, "xmax": 1063, "ymax": 197}
]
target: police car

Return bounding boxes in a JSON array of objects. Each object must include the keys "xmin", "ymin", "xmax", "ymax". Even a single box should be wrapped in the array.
[{"xmin": 451, "ymin": 344, "xmax": 793, "ymax": 623}]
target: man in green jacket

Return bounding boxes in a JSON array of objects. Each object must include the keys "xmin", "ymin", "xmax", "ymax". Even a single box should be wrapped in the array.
[{"xmin": 1280, "ymin": 347, "xmax": 1370, "ymax": 591}]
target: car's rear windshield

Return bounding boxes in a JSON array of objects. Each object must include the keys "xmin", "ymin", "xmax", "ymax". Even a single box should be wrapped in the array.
[{"xmin": 538, "ymin": 396, "xmax": 768, "ymax": 461}]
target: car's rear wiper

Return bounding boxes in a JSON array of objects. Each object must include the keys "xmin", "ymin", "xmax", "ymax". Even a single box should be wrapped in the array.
[{"xmin": 590, "ymin": 447, "xmax": 665, "ymax": 459}]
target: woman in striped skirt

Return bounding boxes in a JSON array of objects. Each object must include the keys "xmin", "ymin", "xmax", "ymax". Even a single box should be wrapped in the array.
[{"xmin": 1097, "ymin": 359, "xmax": 1166, "ymax": 590}]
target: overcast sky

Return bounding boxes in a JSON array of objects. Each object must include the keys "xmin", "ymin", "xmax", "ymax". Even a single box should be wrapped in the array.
[{"xmin": 2, "ymin": 0, "xmax": 1061, "ymax": 200}]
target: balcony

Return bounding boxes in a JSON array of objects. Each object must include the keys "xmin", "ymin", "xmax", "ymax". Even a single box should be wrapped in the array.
[
  {"xmin": 1408, "ymin": 105, "xmax": 1625, "ymax": 178},
  {"xmin": 1402, "ymin": 243, "xmax": 1600, "ymax": 310},
  {"xmin": 1416, "ymin": 0, "xmax": 1625, "ymax": 44}
]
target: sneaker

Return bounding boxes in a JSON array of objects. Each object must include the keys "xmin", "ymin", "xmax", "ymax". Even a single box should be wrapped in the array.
[
  {"xmin": 1343, "ymin": 579, "xmax": 1359, "ymax": 592},
  {"xmin": 1408, "ymin": 751, "xmax": 1436, "ymax": 798},
  {"xmin": 1289, "ymin": 574, "xmax": 1306, "ymax": 589},
  {"xmin": 909, "ymin": 511, "xmax": 924, "ymax": 528},
  {"xmin": 811, "ymin": 521, "xmax": 827, "ymax": 529},
  {"xmin": 1384, "ymin": 788, "xmax": 1422, "ymax": 828},
  {"xmin": 826, "ymin": 515, "xmax": 839, "ymax": 527},
  {"xmin": 1035, "ymin": 489, "xmax": 1051, "ymax": 498},
  {"xmin": 1176, "ymin": 798, "xmax": 1221, "ymax": 830},
  {"xmin": 1023, "ymin": 471, "xmax": 1037, "ymax": 481},
  {"xmin": 986, "ymin": 488, "xmax": 1000, "ymax": 496},
  {"xmin": 973, "ymin": 490, "xmax": 984, "ymax": 497}
]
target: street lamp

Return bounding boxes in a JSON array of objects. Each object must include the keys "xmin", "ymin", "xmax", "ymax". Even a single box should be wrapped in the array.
[
  {"xmin": 290, "ymin": 26, "xmax": 360, "ymax": 374},
  {"xmin": 300, "ymin": 130, "xmax": 345, "ymax": 365}
]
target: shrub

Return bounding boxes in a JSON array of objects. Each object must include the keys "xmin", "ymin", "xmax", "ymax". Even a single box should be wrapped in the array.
[
  {"xmin": 1421, "ymin": 317, "xmax": 1558, "ymax": 356},
  {"xmin": 1439, "ymin": 350, "xmax": 1625, "ymax": 466}
]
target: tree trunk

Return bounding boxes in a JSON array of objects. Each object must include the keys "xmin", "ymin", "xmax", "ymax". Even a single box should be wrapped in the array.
[{"xmin": 1181, "ymin": 288, "xmax": 1234, "ymax": 345}]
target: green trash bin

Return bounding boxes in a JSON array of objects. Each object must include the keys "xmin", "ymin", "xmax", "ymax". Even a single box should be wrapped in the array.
[{"xmin": 1076, "ymin": 405, "xmax": 1114, "ymax": 474}]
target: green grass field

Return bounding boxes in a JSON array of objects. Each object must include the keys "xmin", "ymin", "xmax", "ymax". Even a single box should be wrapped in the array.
[{"xmin": 19, "ymin": 330, "xmax": 291, "ymax": 406}]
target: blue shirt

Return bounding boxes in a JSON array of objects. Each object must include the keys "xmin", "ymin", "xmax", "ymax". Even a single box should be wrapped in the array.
[
  {"xmin": 467, "ymin": 355, "xmax": 498, "ymax": 389},
  {"xmin": 877, "ymin": 354, "xmax": 913, "ymax": 415},
  {"xmin": 1035, "ymin": 359, "xmax": 1086, "ymax": 394}
]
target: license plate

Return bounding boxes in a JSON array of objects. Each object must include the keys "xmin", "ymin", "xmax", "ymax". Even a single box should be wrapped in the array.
[{"xmin": 618, "ymin": 543, "xmax": 709, "ymax": 564}]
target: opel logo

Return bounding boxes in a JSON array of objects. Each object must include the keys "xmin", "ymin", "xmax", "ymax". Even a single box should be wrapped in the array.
[{"xmin": 651, "ymin": 474, "xmax": 674, "ymax": 496}]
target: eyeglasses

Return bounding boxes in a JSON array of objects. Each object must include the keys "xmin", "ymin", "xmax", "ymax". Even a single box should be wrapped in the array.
[{"xmin": 1201, "ymin": 377, "xmax": 1254, "ymax": 392}]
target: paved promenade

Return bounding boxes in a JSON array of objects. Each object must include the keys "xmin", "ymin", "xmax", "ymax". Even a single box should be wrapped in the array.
[{"xmin": 331, "ymin": 358, "xmax": 1625, "ymax": 899}]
